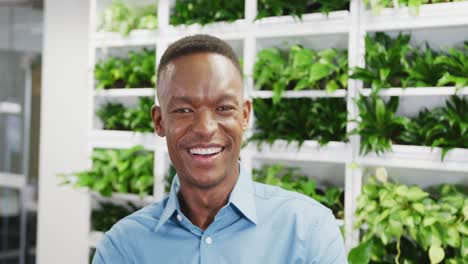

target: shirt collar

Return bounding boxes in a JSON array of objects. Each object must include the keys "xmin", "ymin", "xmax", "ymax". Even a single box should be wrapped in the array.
[
  {"xmin": 153, "ymin": 174, "xmax": 181, "ymax": 232},
  {"xmin": 154, "ymin": 162, "xmax": 257, "ymax": 232},
  {"xmin": 228, "ymin": 163, "xmax": 258, "ymax": 225}
]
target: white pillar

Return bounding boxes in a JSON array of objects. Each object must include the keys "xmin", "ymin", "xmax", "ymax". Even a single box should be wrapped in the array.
[{"xmin": 37, "ymin": 0, "xmax": 91, "ymax": 263}]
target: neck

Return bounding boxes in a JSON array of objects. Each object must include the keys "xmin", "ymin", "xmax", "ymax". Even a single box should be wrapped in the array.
[{"xmin": 177, "ymin": 168, "xmax": 239, "ymax": 231}]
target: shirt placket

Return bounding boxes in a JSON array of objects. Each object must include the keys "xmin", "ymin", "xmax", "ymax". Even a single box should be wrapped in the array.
[
  {"xmin": 201, "ymin": 206, "xmax": 243, "ymax": 264},
  {"xmin": 173, "ymin": 205, "xmax": 242, "ymax": 264}
]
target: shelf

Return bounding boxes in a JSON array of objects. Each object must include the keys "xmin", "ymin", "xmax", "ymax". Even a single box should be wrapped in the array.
[
  {"xmin": 362, "ymin": 165, "xmax": 468, "ymax": 189},
  {"xmin": 359, "ymin": 145, "xmax": 468, "ymax": 172},
  {"xmin": 0, "ymin": 249, "xmax": 20, "ymax": 260},
  {"xmin": 252, "ymin": 157, "xmax": 346, "ymax": 187},
  {"xmin": 360, "ymin": 87, "xmax": 468, "ymax": 97},
  {"xmin": 254, "ymin": 10, "xmax": 349, "ymax": 26},
  {"xmin": 0, "ymin": 173, "xmax": 26, "ymax": 189},
  {"xmin": 166, "ymin": 19, "xmax": 248, "ymax": 40},
  {"xmin": 27, "ymin": 200, "xmax": 38, "ymax": 212},
  {"xmin": 28, "ymin": 247, "xmax": 36, "ymax": 256},
  {"xmin": 0, "ymin": 102, "xmax": 21, "ymax": 114},
  {"xmin": 336, "ymin": 219, "xmax": 344, "ymax": 227},
  {"xmin": 250, "ymin": 89, "xmax": 347, "ymax": 99},
  {"xmin": 166, "ymin": 11, "xmax": 350, "ymax": 39},
  {"xmin": 245, "ymin": 140, "xmax": 351, "ymax": 163},
  {"xmin": 253, "ymin": 11, "xmax": 350, "ymax": 37},
  {"xmin": 89, "ymin": 231, "xmax": 104, "ymax": 248},
  {"xmin": 91, "ymin": 191, "xmax": 154, "ymax": 206},
  {"xmin": 89, "ymin": 130, "xmax": 163, "ymax": 150},
  {"xmin": 91, "ymin": 30, "xmax": 160, "ymax": 47},
  {"xmin": 94, "ymin": 88, "xmax": 155, "ymax": 97},
  {"xmin": 365, "ymin": 2, "xmax": 468, "ymax": 32}
]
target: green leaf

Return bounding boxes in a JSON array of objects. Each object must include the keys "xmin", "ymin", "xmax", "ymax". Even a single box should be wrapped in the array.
[
  {"xmin": 171, "ymin": 0, "xmax": 243, "ymax": 25},
  {"xmin": 444, "ymin": 225, "xmax": 460, "ymax": 248},
  {"xmin": 292, "ymin": 47, "xmax": 313, "ymax": 68},
  {"xmin": 92, "ymin": 200, "xmax": 142, "ymax": 232},
  {"xmin": 301, "ymin": 180, "xmax": 316, "ymax": 196},
  {"xmin": 61, "ymin": 146, "xmax": 154, "ymax": 196},
  {"xmin": 408, "ymin": 0, "xmax": 422, "ymax": 14},
  {"xmin": 462, "ymin": 237, "xmax": 468, "ymax": 257},
  {"xmin": 309, "ymin": 63, "xmax": 331, "ymax": 83},
  {"xmin": 406, "ymin": 186, "xmax": 429, "ymax": 201},
  {"xmin": 98, "ymin": 1, "xmax": 158, "ymax": 36},
  {"xmin": 437, "ymin": 72, "xmax": 468, "ymax": 88},
  {"xmin": 388, "ymin": 219, "xmax": 403, "ymax": 238},
  {"xmin": 348, "ymin": 239, "xmax": 372, "ymax": 264},
  {"xmin": 464, "ymin": 203, "xmax": 468, "ymax": 219},
  {"xmin": 294, "ymin": 78, "xmax": 311, "ymax": 91},
  {"xmin": 375, "ymin": 98, "xmax": 386, "ymax": 125},
  {"xmin": 325, "ymin": 80, "xmax": 339, "ymax": 93},
  {"xmin": 423, "ymin": 217, "xmax": 437, "ymax": 227},
  {"xmin": 257, "ymin": 0, "xmax": 349, "ymax": 18},
  {"xmin": 429, "ymin": 244, "xmax": 445, "ymax": 264},
  {"xmin": 254, "ymin": 45, "xmax": 347, "ymax": 98},
  {"xmin": 250, "ymin": 97, "xmax": 347, "ymax": 147},
  {"xmin": 395, "ymin": 185, "xmax": 408, "ymax": 196},
  {"xmin": 379, "ymin": 68, "xmax": 390, "ymax": 82},
  {"xmin": 412, "ymin": 203, "xmax": 425, "ymax": 214}
]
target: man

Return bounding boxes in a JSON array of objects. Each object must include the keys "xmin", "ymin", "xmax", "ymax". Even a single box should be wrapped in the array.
[{"xmin": 93, "ymin": 34, "xmax": 347, "ymax": 264}]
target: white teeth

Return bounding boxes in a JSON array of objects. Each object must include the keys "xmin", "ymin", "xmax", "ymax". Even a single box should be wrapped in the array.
[{"xmin": 189, "ymin": 147, "xmax": 222, "ymax": 155}]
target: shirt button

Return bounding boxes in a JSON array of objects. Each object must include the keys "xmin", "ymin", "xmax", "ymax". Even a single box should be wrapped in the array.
[
  {"xmin": 176, "ymin": 214, "xmax": 183, "ymax": 222},
  {"xmin": 205, "ymin": 236, "xmax": 213, "ymax": 245}
]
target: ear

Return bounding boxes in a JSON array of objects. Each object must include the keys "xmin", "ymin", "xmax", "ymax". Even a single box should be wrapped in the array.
[
  {"xmin": 151, "ymin": 104, "xmax": 166, "ymax": 137},
  {"xmin": 242, "ymin": 99, "xmax": 251, "ymax": 131}
]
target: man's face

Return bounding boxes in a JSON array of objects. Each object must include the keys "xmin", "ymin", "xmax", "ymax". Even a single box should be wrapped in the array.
[{"xmin": 152, "ymin": 52, "xmax": 250, "ymax": 189}]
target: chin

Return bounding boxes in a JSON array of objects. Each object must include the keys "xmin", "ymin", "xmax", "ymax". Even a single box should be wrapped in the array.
[{"xmin": 185, "ymin": 168, "xmax": 227, "ymax": 189}]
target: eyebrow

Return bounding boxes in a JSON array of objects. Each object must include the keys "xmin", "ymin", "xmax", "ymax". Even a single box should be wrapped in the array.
[
  {"xmin": 168, "ymin": 94, "xmax": 240, "ymax": 108},
  {"xmin": 168, "ymin": 96, "xmax": 193, "ymax": 107},
  {"xmin": 216, "ymin": 94, "xmax": 240, "ymax": 105}
]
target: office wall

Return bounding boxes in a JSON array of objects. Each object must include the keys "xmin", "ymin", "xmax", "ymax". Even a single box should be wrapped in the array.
[{"xmin": 37, "ymin": 1, "xmax": 90, "ymax": 263}]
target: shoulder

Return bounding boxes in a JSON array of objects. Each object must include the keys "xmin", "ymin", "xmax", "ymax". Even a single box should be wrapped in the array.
[
  {"xmin": 252, "ymin": 183, "xmax": 346, "ymax": 263},
  {"xmin": 106, "ymin": 198, "xmax": 165, "ymax": 238},
  {"xmin": 253, "ymin": 181, "xmax": 332, "ymax": 216},
  {"xmin": 252, "ymin": 182, "xmax": 334, "ymax": 230},
  {"xmin": 94, "ymin": 198, "xmax": 166, "ymax": 261}
]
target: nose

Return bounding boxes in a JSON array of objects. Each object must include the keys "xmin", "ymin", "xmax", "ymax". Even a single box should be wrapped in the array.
[{"xmin": 191, "ymin": 109, "xmax": 217, "ymax": 137}]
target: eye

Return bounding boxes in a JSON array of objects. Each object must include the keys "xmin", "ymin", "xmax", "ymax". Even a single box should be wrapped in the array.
[
  {"xmin": 173, "ymin": 108, "xmax": 192, "ymax": 113},
  {"xmin": 217, "ymin": 105, "xmax": 235, "ymax": 111}
]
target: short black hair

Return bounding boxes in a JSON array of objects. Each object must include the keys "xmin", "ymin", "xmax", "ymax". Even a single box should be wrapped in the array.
[{"xmin": 157, "ymin": 34, "xmax": 242, "ymax": 82}]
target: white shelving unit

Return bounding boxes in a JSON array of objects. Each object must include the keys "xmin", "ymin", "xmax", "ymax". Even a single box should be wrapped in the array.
[
  {"xmin": 0, "ymin": 101, "xmax": 22, "ymax": 114},
  {"xmin": 364, "ymin": 1, "xmax": 468, "ymax": 31},
  {"xmin": 90, "ymin": 191, "xmax": 155, "ymax": 206},
  {"xmin": 243, "ymin": 140, "xmax": 352, "ymax": 163},
  {"xmin": 94, "ymin": 88, "xmax": 155, "ymax": 97},
  {"xmin": 88, "ymin": 231, "xmax": 104, "ymax": 249},
  {"xmin": 361, "ymin": 86, "xmax": 468, "ymax": 97},
  {"xmin": 359, "ymin": 145, "xmax": 468, "ymax": 172},
  {"xmin": 85, "ymin": 0, "xmax": 468, "ymax": 258},
  {"xmin": 0, "ymin": 172, "xmax": 27, "ymax": 189},
  {"xmin": 250, "ymin": 89, "xmax": 348, "ymax": 98},
  {"xmin": 89, "ymin": 130, "xmax": 163, "ymax": 150},
  {"xmin": 353, "ymin": 0, "xmax": 468, "ymax": 249}
]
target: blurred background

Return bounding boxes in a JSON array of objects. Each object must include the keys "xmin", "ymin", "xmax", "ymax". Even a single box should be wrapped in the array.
[
  {"xmin": 0, "ymin": 1, "xmax": 467, "ymax": 264},
  {"xmin": 0, "ymin": 1, "xmax": 42, "ymax": 263}
]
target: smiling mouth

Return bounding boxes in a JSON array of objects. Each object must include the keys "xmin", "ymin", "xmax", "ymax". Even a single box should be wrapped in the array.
[
  {"xmin": 187, "ymin": 146, "xmax": 225, "ymax": 164},
  {"xmin": 187, "ymin": 146, "xmax": 225, "ymax": 159}
]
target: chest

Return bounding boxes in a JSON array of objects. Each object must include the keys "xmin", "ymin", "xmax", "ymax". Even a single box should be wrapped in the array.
[{"xmin": 131, "ymin": 222, "xmax": 308, "ymax": 264}]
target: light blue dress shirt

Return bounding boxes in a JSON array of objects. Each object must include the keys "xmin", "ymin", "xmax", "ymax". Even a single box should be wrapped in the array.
[{"xmin": 93, "ymin": 164, "xmax": 348, "ymax": 264}]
